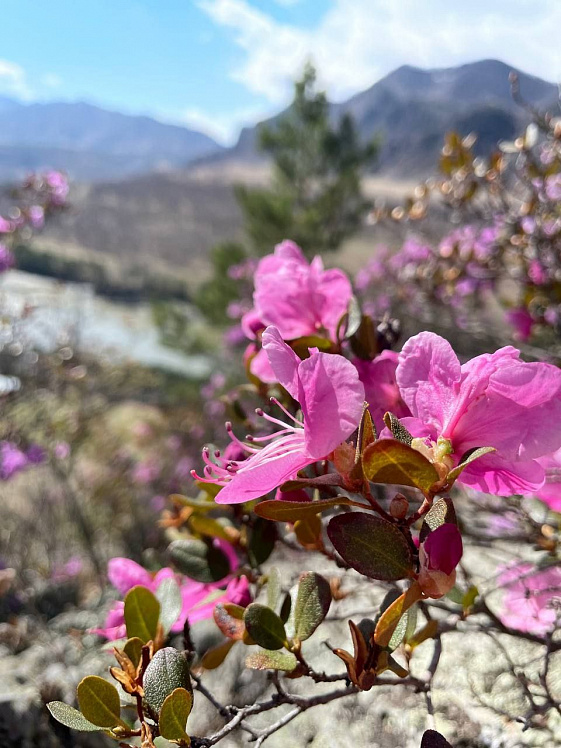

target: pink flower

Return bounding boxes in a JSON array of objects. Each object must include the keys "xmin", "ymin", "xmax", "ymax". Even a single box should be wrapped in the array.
[
  {"xmin": 193, "ymin": 326, "xmax": 365, "ymax": 504},
  {"xmin": 396, "ymin": 332, "xmax": 561, "ymax": 496},
  {"xmin": 506, "ymin": 307, "xmax": 534, "ymax": 342},
  {"xmin": 93, "ymin": 546, "xmax": 248, "ymax": 641},
  {"xmin": 535, "ymin": 448, "xmax": 561, "ymax": 512},
  {"xmin": 250, "ymin": 241, "xmax": 352, "ymax": 341},
  {"xmin": 498, "ymin": 563, "xmax": 561, "ymax": 635},
  {"xmin": 418, "ymin": 524, "xmax": 463, "ymax": 599},
  {"xmin": 0, "ymin": 244, "xmax": 14, "ymax": 273},
  {"xmin": 352, "ymin": 350, "xmax": 410, "ymax": 433}
]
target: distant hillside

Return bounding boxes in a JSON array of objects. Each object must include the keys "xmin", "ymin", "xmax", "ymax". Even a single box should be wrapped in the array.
[
  {"xmin": 208, "ymin": 59, "xmax": 558, "ymax": 176},
  {"xmin": 42, "ymin": 60, "xmax": 560, "ymax": 269},
  {"xmin": 0, "ymin": 99, "xmax": 223, "ymax": 181}
]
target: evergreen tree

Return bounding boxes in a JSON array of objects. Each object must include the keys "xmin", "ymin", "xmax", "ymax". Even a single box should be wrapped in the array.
[{"xmin": 235, "ymin": 63, "xmax": 378, "ymax": 256}]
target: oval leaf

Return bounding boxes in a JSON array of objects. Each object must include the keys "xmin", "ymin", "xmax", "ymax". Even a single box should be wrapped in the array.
[
  {"xmin": 156, "ymin": 577, "xmax": 183, "ymax": 635},
  {"xmin": 447, "ymin": 446, "xmax": 496, "ymax": 483},
  {"xmin": 243, "ymin": 603, "xmax": 287, "ymax": 650},
  {"xmin": 201, "ymin": 638, "xmax": 236, "ymax": 670},
  {"xmin": 266, "ymin": 566, "xmax": 282, "ymax": 612},
  {"xmin": 293, "ymin": 572, "xmax": 331, "ymax": 642},
  {"xmin": 159, "ymin": 688, "xmax": 193, "ymax": 743},
  {"xmin": 169, "ymin": 539, "xmax": 230, "ymax": 583},
  {"xmin": 144, "ymin": 647, "xmax": 192, "ymax": 714},
  {"xmin": 294, "ymin": 515, "xmax": 322, "ymax": 549},
  {"xmin": 419, "ymin": 497, "xmax": 457, "ymax": 542},
  {"xmin": 124, "ymin": 585, "xmax": 160, "ymax": 643},
  {"xmin": 362, "ymin": 439, "xmax": 439, "ymax": 493},
  {"xmin": 214, "ymin": 603, "xmax": 246, "ymax": 641},
  {"xmin": 76, "ymin": 676, "xmax": 123, "ymax": 729},
  {"xmin": 47, "ymin": 702, "xmax": 104, "ymax": 732},
  {"xmin": 246, "ymin": 649, "xmax": 298, "ymax": 672},
  {"xmin": 327, "ymin": 513, "xmax": 414, "ymax": 581},
  {"xmin": 255, "ymin": 497, "xmax": 352, "ymax": 522},
  {"xmin": 123, "ymin": 637, "xmax": 144, "ymax": 668},
  {"xmin": 189, "ymin": 514, "xmax": 238, "ymax": 543},
  {"xmin": 374, "ymin": 581, "xmax": 423, "ymax": 648},
  {"xmin": 247, "ymin": 517, "xmax": 277, "ymax": 566}
]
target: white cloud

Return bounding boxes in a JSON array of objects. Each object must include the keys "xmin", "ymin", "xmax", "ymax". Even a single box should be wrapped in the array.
[
  {"xmin": 0, "ymin": 59, "xmax": 32, "ymax": 100},
  {"xmin": 180, "ymin": 104, "xmax": 276, "ymax": 145},
  {"xmin": 41, "ymin": 73, "xmax": 63, "ymax": 89},
  {"xmin": 199, "ymin": 0, "xmax": 561, "ymax": 106}
]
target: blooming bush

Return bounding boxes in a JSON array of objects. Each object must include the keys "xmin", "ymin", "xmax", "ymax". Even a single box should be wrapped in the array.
[
  {"xmin": 362, "ymin": 93, "xmax": 561, "ymax": 354},
  {"xmin": 48, "ymin": 237, "xmax": 561, "ymax": 748}
]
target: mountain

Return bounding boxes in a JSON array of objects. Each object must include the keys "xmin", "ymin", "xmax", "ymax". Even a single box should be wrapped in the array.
[
  {"xmin": 41, "ymin": 60, "xmax": 559, "ymax": 270},
  {"xmin": 209, "ymin": 59, "xmax": 558, "ymax": 176},
  {"xmin": 0, "ymin": 99, "xmax": 223, "ymax": 182}
]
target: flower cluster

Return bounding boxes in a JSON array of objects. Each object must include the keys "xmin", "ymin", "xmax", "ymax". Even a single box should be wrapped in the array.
[
  {"xmin": 93, "ymin": 549, "xmax": 250, "ymax": 641},
  {"xmin": 364, "ymin": 118, "xmax": 561, "ymax": 347}
]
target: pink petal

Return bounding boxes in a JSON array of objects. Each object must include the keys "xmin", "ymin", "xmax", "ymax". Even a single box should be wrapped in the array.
[
  {"xmin": 214, "ymin": 445, "xmax": 312, "ymax": 504},
  {"xmin": 248, "ymin": 346, "xmax": 277, "ymax": 384},
  {"xmin": 459, "ymin": 453, "xmax": 545, "ymax": 496},
  {"xmin": 423, "ymin": 524, "xmax": 463, "ymax": 574},
  {"xmin": 297, "ymin": 350, "xmax": 364, "ymax": 459},
  {"xmin": 107, "ymin": 558, "xmax": 152, "ymax": 595},
  {"xmin": 397, "ymin": 332, "xmax": 460, "ymax": 433},
  {"xmin": 353, "ymin": 350, "xmax": 411, "ymax": 432},
  {"xmin": 262, "ymin": 326, "xmax": 301, "ymax": 399}
]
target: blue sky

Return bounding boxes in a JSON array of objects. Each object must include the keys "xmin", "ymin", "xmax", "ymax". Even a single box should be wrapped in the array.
[{"xmin": 1, "ymin": 0, "xmax": 560, "ymax": 144}]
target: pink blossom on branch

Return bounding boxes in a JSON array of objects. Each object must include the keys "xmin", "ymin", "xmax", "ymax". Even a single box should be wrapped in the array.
[
  {"xmin": 395, "ymin": 332, "xmax": 561, "ymax": 496},
  {"xmin": 535, "ymin": 447, "xmax": 561, "ymax": 512},
  {"xmin": 498, "ymin": 562, "xmax": 561, "ymax": 635},
  {"xmin": 193, "ymin": 326, "xmax": 365, "ymax": 504},
  {"xmin": 92, "ymin": 546, "xmax": 250, "ymax": 641},
  {"xmin": 243, "ymin": 240, "xmax": 353, "ymax": 342},
  {"xmin": 418, "ymin": 523, "xmax": 463, "ymax": 599},
  {"xmin": 352, "ymin": 350, "xmax": 410, "ymax": 433}
]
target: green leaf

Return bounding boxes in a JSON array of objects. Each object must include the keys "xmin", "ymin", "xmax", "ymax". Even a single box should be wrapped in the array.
[
  {"xmin": 291, "ymin": 335, "xmax": 332, "ymax": 359},
  {"xmin": 462, "ymin": 585, "xmax": 479, "ymax": 611},
  {"xmin": 245, "ymin": 649, "xmax": 298, "ymax": 672},
  {"xmin": 170, "ymin": 493, "xmax": 215, "ymax": 511},
  {"xmin": 169, "ymin": 539, "xmax": 230, "ymax": 583},
  {"xmin": 144, "ymin": 647, "xmax": 192, "ymax": 714},
  {"xmin": 213, "ymin": 603, "xmax": 246, "ymax": 641},
  {"xmin": 47, "ymin": 702, "xmax": 105, "ymax": 732},
  {"xmin": 123, "ymin": 637, "xmax": 144, "ymax": 668},
  {"xmin": 447, "ymin": 446, "xmax": 496, "ymax": 483},
  {"xmin": 124, "ymin": 586, "xmax": 160, "ymax": 643},
  {"xmin": 76, "ymin": 676, "xmax": 124, "ymax": 729},
  {"xmin": 327, "ymin": 512, "xmax": 414, "ymax": 581},
  {"xmin": 349, "ymin": 315, "xmax": 378, "ymax": 360},
  {"xmin": 387, "ymin": 605, "xmax": 410, "ymax": 651},
  {"xmin": 293, "ymin": 572, "xmax": 331, "ymax": 642},
  {"xmin": 254, "ymin": 496, "xmax": 352, "ymax": 522},
  {"xmin": 156, "ymin": 578, "xmax": 183, "ymax": 635},
  {"xmin": 294, "ymin": 514, "xmax": 322, "ymax": 548},
  {"xmin": 189, "ymin": 514, "xmax": 237, "ymax": 543},
  {"xmin": 266, "ymin": 566, "xmax": 282, "ymax": 612},
  {"xmin": 159, "ymin": 688, "xmax": 193, "ymax": 743},
  {"xmin": 247, "ymin": 517, "xmax": 277, "ymax": 567},
  {"xmin": 201, "ymin": 639, "xmax": 236, "ymax": 669},
  {"xmin": 243, "ymin": 603, "xmax": 287, "ymax": 650},
  {"xmin": 362, "ymin": 439, "xmax": 440, "ymax": 493},
  {"xmin": 419, "ymin": 497, "xmax": 457, "ymax": 542},
  {"xmin": 407, "ymin": 619, "xmax": 439, "ymax": 649},
  {"xmin": 374, "ymin": 582, "xmax": 423, "ymax": 648},
  {"xmin": 383, "ymin": 412, "xmax": 413, "ymax": 446}
]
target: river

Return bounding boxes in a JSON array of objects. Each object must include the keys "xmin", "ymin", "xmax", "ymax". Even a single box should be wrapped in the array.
[{"xmin": 0, "ymin": 270, "xmax": 211, "ymax": 378}]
